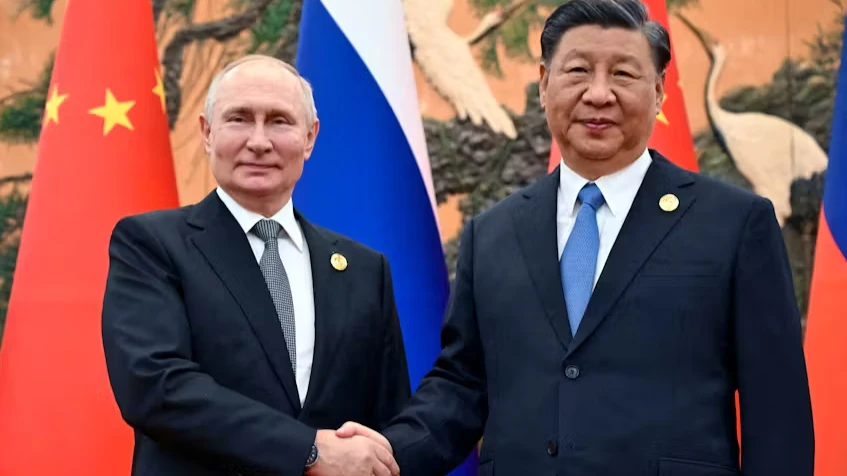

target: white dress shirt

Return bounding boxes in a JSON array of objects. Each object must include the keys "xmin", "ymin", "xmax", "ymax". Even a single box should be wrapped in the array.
[
  {"xmin": 556, "ymin": 149, "xmax": 652, "ymax": 288},
  {"xmin": 216, "ymin": 187, "xmax": 315, "ymax": 405}
]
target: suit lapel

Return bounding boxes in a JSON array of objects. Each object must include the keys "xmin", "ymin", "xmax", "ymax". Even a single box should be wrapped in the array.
[
  {"xmin": 298, "ymin": 214, "xmax": 348, "ymax": 410},
  {"xmin": 187, "ymin": 192, "xmax": 301, "ymax": 412},
  {"xmin": 565, "ymin": 152, "xmax": 697, "ymax": 357},
  {"xmin": 513, "ymin": 169, "xmax": 573, "ymax": 351}
]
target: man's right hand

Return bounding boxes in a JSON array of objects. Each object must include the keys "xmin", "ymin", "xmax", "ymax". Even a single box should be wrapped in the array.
[
  {"xmin": 306, "ymin": 429, "xmax": 399, "ymax": 476},
  {"xmin": 335, "ymin": 421, "xmax": 392, "ymax": 452}
]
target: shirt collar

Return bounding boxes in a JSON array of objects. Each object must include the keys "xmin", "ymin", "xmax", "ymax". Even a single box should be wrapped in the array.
[
  {"xmin": 558, "ymin": 148, "xmax": 652, "ymax": 217},
  {"xmin": 215, "ymin": 187, "xmax": 304, "ymax": 252}
]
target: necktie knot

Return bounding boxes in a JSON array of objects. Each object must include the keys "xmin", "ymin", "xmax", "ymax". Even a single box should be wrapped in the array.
[
  {"xmin": 578, "ymin": 183, "xmax": 605, "ymax": 211},
  {"xmin": 252, "ymin": 219, "xmax": 282, "ymax": 243}
]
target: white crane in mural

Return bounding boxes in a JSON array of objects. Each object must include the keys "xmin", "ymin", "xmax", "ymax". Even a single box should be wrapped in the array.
[
  {"xmin": 676, "ymin": 13, "xmax": 828, "ymax": 226},
  {"xmin": 403, "ymin": 0, "xmax": 518, "ymax": 138}
]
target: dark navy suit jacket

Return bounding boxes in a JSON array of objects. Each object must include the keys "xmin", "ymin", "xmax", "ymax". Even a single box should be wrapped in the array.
[
  {"xmin": 102, "ymin": 191, "xmax": 411, "ymax": 475},
  {"xmin": 382, "ymin": 150, "xmax": 814, "ymax": 476}
]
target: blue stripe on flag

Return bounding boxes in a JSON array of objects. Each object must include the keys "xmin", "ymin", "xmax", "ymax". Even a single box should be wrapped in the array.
[
  {"xmin": 824, "ymin": 17, "xmax": 847, "ymax": 258},
  {"xmin": 295, "ymin": 2, "xmax": 478, "ymax": 474}
]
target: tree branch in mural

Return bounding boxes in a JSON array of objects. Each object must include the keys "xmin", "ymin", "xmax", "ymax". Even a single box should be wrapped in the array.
[
  {"xmin": 467, "ymin": 0, "xmax": 535, "ymax": 46},
  {"xmin": 0, "ymin": 174, "xmax": 33, "ymax": 188},
  {"xmin": 160, "ymin": 0, "xmax": 276, "ymax": 128}
]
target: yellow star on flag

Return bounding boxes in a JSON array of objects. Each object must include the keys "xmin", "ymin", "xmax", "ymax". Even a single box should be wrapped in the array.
[
  {"xmin": 89, "ymin": 89, "xmax": 135, "ymax": 135},
  {"xmin": 44, "ymin": 85, "xmax": 69, "ymax": 126},
  {"xmin": 153, "ymin": 68, "xmax": 166, "ymax": 113},
  {"xmin": 656, "ymin": 93, "xmax": 669, "ymax": 125}
]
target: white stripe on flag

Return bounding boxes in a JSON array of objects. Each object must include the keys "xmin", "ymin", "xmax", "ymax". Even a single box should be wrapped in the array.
[{"xmin": 320, "ymin": 0, "xmax": 437, "ymax": 216}]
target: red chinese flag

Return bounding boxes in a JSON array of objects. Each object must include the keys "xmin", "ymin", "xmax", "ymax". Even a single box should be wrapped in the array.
[
  {"xmin": 0, "ymin": 0, "xmax": 179, "ymax": 474},
  {"xmin": 547, "ymin": 0, "xmax": 699, "ymax": 173}
]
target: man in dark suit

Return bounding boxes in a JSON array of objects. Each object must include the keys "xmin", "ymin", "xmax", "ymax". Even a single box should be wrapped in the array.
[
  {"xmin": 338, "ymin": 1, "xmax": 815, "ymax": 474},
  {"xmin": 102, "ymin": 55, "xmax": 405, "ymax": 476}
]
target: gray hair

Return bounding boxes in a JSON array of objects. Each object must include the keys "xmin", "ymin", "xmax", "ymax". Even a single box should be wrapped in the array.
[{"xmin": 203, "ymin": 54, "xmax": 318, "ymax": 125}]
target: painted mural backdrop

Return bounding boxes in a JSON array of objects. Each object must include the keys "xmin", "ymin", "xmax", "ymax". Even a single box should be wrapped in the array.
[{"xmin": 0, "ymin": 0, "xmax": 842, "ymax": 343}]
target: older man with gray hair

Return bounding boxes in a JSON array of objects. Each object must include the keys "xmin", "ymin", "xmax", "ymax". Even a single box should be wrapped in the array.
[{"xmin": 102, "ymin": 54, "xmax": 409, "ymax": 476}]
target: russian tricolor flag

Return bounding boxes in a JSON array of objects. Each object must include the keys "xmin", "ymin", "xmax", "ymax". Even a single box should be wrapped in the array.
[
  {"xmin": 804, "ymin": 15, "xmax": 847, "ymax": 476},
  {"xmin": 294, "ymin": 1, "xmax": 476, "ymax": 474}
]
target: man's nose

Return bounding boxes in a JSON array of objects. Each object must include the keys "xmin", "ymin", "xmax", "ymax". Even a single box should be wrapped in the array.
[
  {"xmin": 246, "ymin": 124, "xmax": 272, "ymax": 154},
  {"xmin": 582, "ymin": 74, "xmax": 616, "ymax": 107}
]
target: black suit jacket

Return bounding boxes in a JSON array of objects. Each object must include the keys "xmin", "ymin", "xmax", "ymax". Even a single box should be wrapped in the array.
[
  {"xmin": 382, "ymin": 151, "xmax": 814, "ymax": 476},
  {"xmin": 102, "ymin": 191, "xmax": 411, "ymax": 476}
]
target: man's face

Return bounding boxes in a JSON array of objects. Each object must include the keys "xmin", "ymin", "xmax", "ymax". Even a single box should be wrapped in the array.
[
  {"xmin": 201, "ymin": 61, "xmax": 319, "ymax": 203},
  {"xmin": 540, "ymin": 25, "xmax": 663, "ymax": 168}
]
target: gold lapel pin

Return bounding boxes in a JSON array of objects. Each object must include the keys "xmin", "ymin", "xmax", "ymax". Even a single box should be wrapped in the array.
[
  {"xmin": 330, "ymin": 252, "xmax": 348, "ymax": 271},
  {"xmin": 659, "ymin": 193, "xmax": 679, "ymax": 212}
]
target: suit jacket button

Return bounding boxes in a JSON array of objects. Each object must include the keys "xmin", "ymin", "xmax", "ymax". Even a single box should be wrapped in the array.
[
  {"xmin": 564, "ymin": 364, "xmax": 580, "ymax": 379},
  {"xmin": 547, "ymin": 440, "xmax": 558, "ymax": 456}
]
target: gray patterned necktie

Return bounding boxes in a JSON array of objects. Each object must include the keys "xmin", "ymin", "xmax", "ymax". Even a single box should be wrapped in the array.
[{"xmin": 252, "ymin": 219, "xmax": 296, "ymax": 375}]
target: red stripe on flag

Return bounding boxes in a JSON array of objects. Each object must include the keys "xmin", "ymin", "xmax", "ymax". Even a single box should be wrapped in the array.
[{"xmin": 805, "ymin": 211, "xmax": 847, "ymax": 476}]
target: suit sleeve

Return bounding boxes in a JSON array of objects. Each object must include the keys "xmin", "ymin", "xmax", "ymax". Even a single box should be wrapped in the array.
[
  {"xmin": 381, "ymin": 220, "xmax": 488, "ymax": 476},
  {"xmin": 101, "ymin": 216, "xmax": 315, "ymax": 476},
  {"xmin": 372, "ymin": 255, "xmax": 412, "ymax": 428},
  {"xmin": 733, "ymin": 197, "xmax": 814, "ymax": 476}
]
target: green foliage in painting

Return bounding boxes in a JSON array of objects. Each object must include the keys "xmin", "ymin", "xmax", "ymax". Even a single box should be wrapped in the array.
[
  {"xmin": 168, "ymin": 0, "xmax": 196, "ymax": 21},
  {"xmin": 17, "ymin": 0, "xmax": 56, "ymax": 23},
  {"xmin": 0, "ymin": 55, "xmax": 51, "ymax": 144},
  {"xmin": 0, "ymin": 186, "xmax": 28, "ymax": 342},
  {"xmin": 248, "ymin": 0, "xmax": 295, "ymax": 53}
]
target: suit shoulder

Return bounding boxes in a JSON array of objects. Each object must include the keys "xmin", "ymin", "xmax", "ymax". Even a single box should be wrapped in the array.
[
  {"xmin": 694, "ymin": 172, "xmax": 769, "ymax": 208},
  {"xmin": 113, "ymin": 204, "xmax": 195, "ymax": 235},
  {"xmin": 470, "ymin": 175, "xmax": 548, "ymax": 230},
  {"xmin": 652, "ymin": 151, "xmax": 769, "ymax": 210},
  {"xmin": 307, "ymin": 222, "xmax": 385, "ymax": 261}
]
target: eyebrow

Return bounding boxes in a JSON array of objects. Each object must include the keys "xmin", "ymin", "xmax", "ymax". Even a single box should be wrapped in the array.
[
  {"xmin": 221, "ymin": 106, "xmax": 296, "ymax": 118},
  {"xmin": 221, "ymin": 106, "xmax": 251, "ymax": 116},
  {"xmin": 563, "ymin": 50, "xmax": 642, "ymax": 64}
]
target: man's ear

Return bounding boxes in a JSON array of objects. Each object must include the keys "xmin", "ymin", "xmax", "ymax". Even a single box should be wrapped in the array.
[
  {"xmin": 200, "ymin": 114, "xmax": 212, "ymax": 154},
  {"xmin": 304, "ymin": 118, "xmax": 320, "ymax": 160}
]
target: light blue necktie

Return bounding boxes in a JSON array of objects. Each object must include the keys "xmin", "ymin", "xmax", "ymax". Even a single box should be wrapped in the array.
[{"xmin": 561, "ymin": 183, "xmax": 605, "ymax": 336}]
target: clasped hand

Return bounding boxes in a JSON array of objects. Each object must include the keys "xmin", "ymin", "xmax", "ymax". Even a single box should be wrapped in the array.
[{"xmin": 306, "ymin": 422, "xmax": 398, "ymax": 476}]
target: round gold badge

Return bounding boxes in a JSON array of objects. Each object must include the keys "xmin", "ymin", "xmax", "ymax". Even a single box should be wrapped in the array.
[
  {"xmin": 330, "ymin": 253, "xmax": 347, "ymax": 271},
  {"xmin": 659, "ymin": 193, "xmax": 679, "ymax": 212}
]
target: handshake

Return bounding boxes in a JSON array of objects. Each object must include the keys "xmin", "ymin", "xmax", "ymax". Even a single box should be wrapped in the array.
[{"xmin": 306, "ymin": 422, "xmax": 400, "ymax": 476}]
